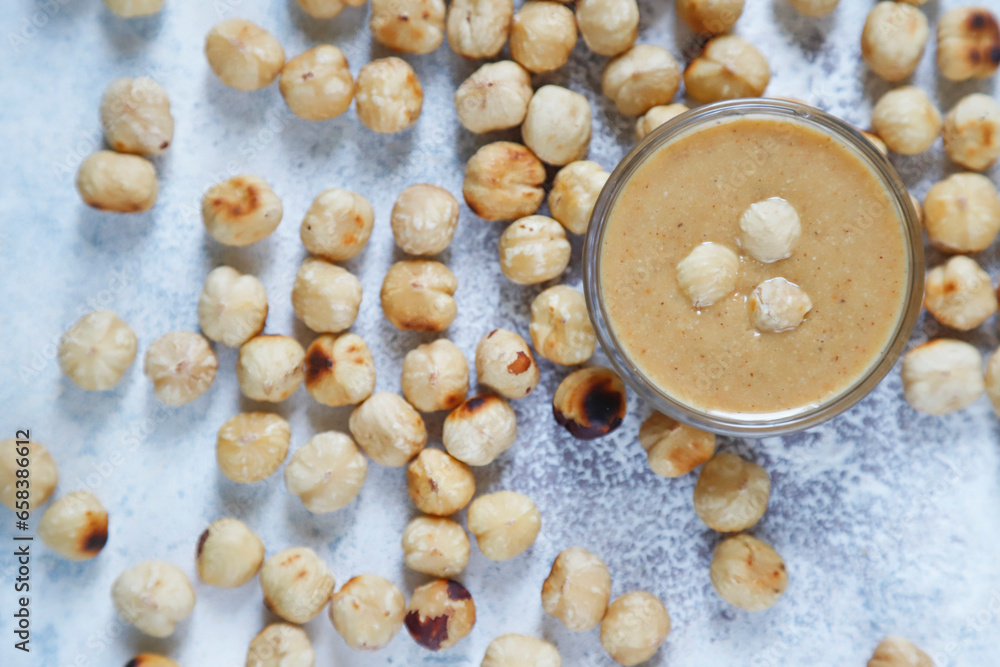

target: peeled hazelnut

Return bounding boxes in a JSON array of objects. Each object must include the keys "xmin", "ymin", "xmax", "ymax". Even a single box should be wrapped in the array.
[
  {"xmin": 280, "ymin": 45, "xmax": 354, "ymax": 121},
  {"xmin": 447, "ymin": 0, "xmax": 514, "ymax": 59},
  {"xmin": 750, "ymin": 278, "xmax": 813, "ymax": 333},
  {"xmin": 602, "ymin": 45, "xmax": 681, "ymax": 116},
  {"xmin": 482, "ymin": 634, "xmax": 562, "ymax": 667},
  {"xmin": 443, "ymin": 394, "xmax": 518, "ymax": 466},
  {"xmin": 371, "ymin": 0, "xmax": 446, "ymax": 54},
  {"xmin": 467, "ymin": 490, "xmax": 541, "ymax": 561},
  {"xmin": 401, "ymin": 339, "xmax": 470, "ymax": 412},
  {"xmin": 693, "ymin": 452, "xmax": 771, "ymax": 532},
  {"xmin": 901, "ymin": 339, "xmax": 985, "ymax": 415},
  {"xmin": 924, "ymin": 256, "xmax": 996, "ymax": 331},
  {"xmin": 739, "ymin": 197, "xmax": 802, "ymax": 263},
  {"xmin": 202, "ymin": 175, "xmax": 283, "ymax": 247},
  {"xmin": 300, "ymin": 189, "xmax": 375, "ymax": 262},
  {"xmin": 59, "ymin": 310, "xmax": 137, "ymax": 391},
  {"xmin": 405, "ymin": 579, "xmax": 476, "ymax": 651},
  {"xmin": 553, "ymin": 366, "xmax": 627, "ymax": 440},
  {"xmin": 577, "ymin": 0, "xmax": 639, "ymax": 56},
  {"xmin": 636, "ymin": 103, "xmax": 689, "ymax": 140},
  {"xmin": 868, "ymin": 636, "xmax": 934, "ymax": 667},
  {"xmin": 76, "ymin": 151, "xmax": 158, "ymax": 213},
  {"xmin": 284, "ymin": 432, "xmax": 368, "ymax": 513},
  {"xmin": 498, "ymin": 216, "xmax": 572, "ymax": 285},
  {"xmin": 304, "ymin": 333, "xmax": 376, "ymax": 407},
  {"xmin": 522, "ymin": 85, "xmax": 592, "ymax": 166},
  {"xmin": 787, "ymin": 0, "xmax": 838, "ymax": 17},
  {"xmin": 541, "ymin": 547, "xmax": 611, "ymax": 633},
  {"xmin": 510, "ymin": 1, "xmax": 577, "ymax": 74},
  {"xmin": 103, "ymin": 0, "xmax": 162, "ymax": 17},
  {"xmin": 237, "ymin": 335, "xmax": 306, "ymax": 403},
  {"xmin": 355, "ymin": 57, "xmax": 423, "ymax": 133},
  {"xmin": 0, "ymin": 439, "xmax": 58, "ymax": 511},
  {"xmin": 112, "ymin": 561, "xmax": 195, "ymax": 637},
  {"xmin": 195, "ymin": 517, "xmax": 265, "ymax": 588},
  {"xmin": 476, "ymin": 328, "xmax": 540, "ymax": 399},
  {"xmin": 463, "ymin": 142, "xmax": 546, "ymax": 221},
  {"xmin": 100, "ymin": 77, "xmax": 174, "ymax": 155},
  {"xmin": 711, "ymin": 534, "xmax": 787, "ymax": 611},
  {"xmin": 676, "ymin": 0, "xmax": 743, "ymax": 33},
  {"xmin": 600, "ymin": 591, "xmax": 671, "ymax": 666},
  {"xmin": 676, "ymin": 243, "xmax": 740, "ymax": 308},
  {"xmin": 38, "ymin": 491, "xmax": 108, "ymax": 561},
  {"xmin": 260, "ymin": 547, "xmax": 335, "ymax": 624},
  {"xmin": 198, "ymin": 266, "xmax": 268, "ymax": 348},
  {"xmin": 246, "ymin": 623, "xmax": 315, "ymax": 667},
  {"xmin": 391, "ymin": 184, "xmax": 460, "ymax": 256},
  {"xmin": 380, "ymin": 260, "xmax": 458, "ymax": 332},
  {"xmin": 862, "ymin": 130, "xmax": 890, "ymax": 156},
  {"xmin": 529, "ymin": 285, "xmax": 597, "ymax": 366},
  {"xmin": 986, "ymin": 349, "xmax": 1000, "ymax": 416},
  {"xmin": 943, "ymin": 93, "xmax": 1000, "ymax": 171},
  {"xmin": 455, "ymin": 61, "xmax": 532, "ymax": 134},
  {"xmin": 684, "ymin": 35, "xmax": 770, "ymax": 103},
  {"xmin": 923, "ymin": 173, "xmax": 1000, "ymax": 254},
  {"xmin": 292, "ymin": 258, "xmax": 363, "ymax": 334},
  {"xmin": 937, "ymin": 7, "xmax": 1000, "ymax": 81},
  {"xmin": 861, "ymin": 2, "xmax": 929, "ymax": 82},
  {"xmin": 349, "ymin": 393, "xmax": 427, "ymax": 467},
  {"xmin": 871, "ymin": 87, "xmax": 941, "ymax": 155},
  {"xmin": 548, "ymin": 161, "xmax": 609, "ymax": 235},
  {"xmin": 216, "ymin": 412, "xmax": 291, "ymax": 484},
  {"xmin": 329, "ymin": 575, "xmax": 406, "ymax": 651},
  {"xmin": 297, "ymin": 0, "xmax": 366, "ymax": 19},
  {"xmin": 402, "ymin": 516, "xmax": 471, "ymax": 577},
  {"xmin": 407, "ymin": 449, "xmax": 476, "ymax": 516},
  {"xmin": 205, "ymin": 19, "xmax": 285, "ymax": 91},
  {"xmin": 143, "ymin": 331, "xmax": 218, "ymax": 406},
  {"xmin": 638, "ymin": 412, "xmax": 716, "ymax": 478}
]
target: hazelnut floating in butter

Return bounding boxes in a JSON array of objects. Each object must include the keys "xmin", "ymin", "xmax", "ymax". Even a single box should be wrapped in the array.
[
  {"xmin": 750, "ymin": 278, "xmax": 813, "ymax": 333},
  {"xmin": 676, "ymin": 243, "xmax": 739, "ymax": 308},
  {"xmin": 738, "ymin": 197, "xmax": 802, "ymax": 263}
]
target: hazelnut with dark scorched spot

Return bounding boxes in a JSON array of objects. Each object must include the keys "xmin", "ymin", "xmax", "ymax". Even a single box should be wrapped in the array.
[
  {"xmin": 552, "ymin": 366, "xmax": 627, "ymax": 439},
  {"xmin": 405, "ymin": 579, "xmax": 476, "ymax": 651},
  {"xmin": 38, "ymin": 491, "xmax": 108, "ymax": 561},
  {"xmin": 442, "ymin": 394, "xmax": 518, "ymax": 466},
  {"xmin": 304, "ymin": 333, "xmax": 376, "ymax": 407}
]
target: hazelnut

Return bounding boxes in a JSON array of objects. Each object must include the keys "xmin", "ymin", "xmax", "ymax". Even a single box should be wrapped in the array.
[
  {"xmin": 349, "ymin": 393, "xmax": 427, "ymax": 467},
  {"xmin": 522, "ymin": 85, "xmax": 592, "ymax": 166},
  {"xmin": 676, "ymin": 243, "xmax": 740, "ymax": 308},
  {"xmin": 280, "ymin": 45, "xmax": 354, "ymax": 121},
  {"xmin": 924, "ymin": 256, "xmax": 997, "ymax": 331},
  {"xmin": 901, "ymin": 339, "xmax": 985, "ymax": 415},
  {"xmin": 380, "ymin": 260, "xmax": 458, "ymax": 332},
  {"xmin": 684, "ymin": 35, "xmax": 770, "ymax": 103},
  {"xmin": 529, "ymin": 285, "xmax": 597, "ymax": 366},
  {"xmin": 548, "ymin": 161, "xmax": 609, "ymax": 236},
  {"xmin": 405, "ymin": 579, "xmax": 476, "ymax": 651},
  {"xmin": 498, "ymin": 216, "xmax": 572, "ymax": 285},
  {"xmin": 738, "ymin": 197, "xmax": 802, "ymax": 263},
  {"xmin": 126, "ymin": 656, "xmax": 178, "ymax": 667},
  {"xmin": 260, "ymin": 547, "xmax": 335, "ymax": 624},
  {"xmin": 402, "ymin": 516, "xmax": 471, "ymax": 577},
  {"xmin": 296, "ymin": 0, "xmax": 366, "ymax": 19},
  {"xmin": 195, "ymin": 517, "xmax": 265, "ymax": 588},
  {"xmin": 112, "ymin": 561, "xmax": 195, "ymax": 637},
  {"xmin": 482, "ymin": 634, "xmax": 562, "ymax": 667},
  {"xmin": 862, "ymin": 130, "xmax": 890, "ymax": 156},
  {"xmin": 937, "ymin": 7, "xmax": 1000, "ymax": 81},
  {"xmin": 638, "ymin": 412, "xmax": 716, "ymax": 478},
  {"xmin": 236, "ymin": 335, "xmax": 306, "ymax": 403},
  {"xmin": 923, "ymin": 173, "xmax": 1000, "ymax": 254},
  {"xmin": 216, "ymin": 412, "xmax": 291, "ymax": 483},
  {"xmin": 577, "ymin": 0, "xmax": 639, "ymax": 56},
  {"xmin": 476, "ymin": 328, "xmax": 540, "ymax": 399},
  {"xmin": 205, "ymin": 19, "xmax": 285, "ymax": 91},
  {"xmin": 198, "ymin": 266, "xmax": 268, "ymax": 348},
  {"xmin": 38, "ymin": 491, "xmax": 108, "ymax": 561},
  {"xmin": 246, "ymin": 623, "xmax": 315, "ymax": 667},
  {"xmin": 447, "ymin": 0, "xmax": 514, "ymax": 59},
  {"xmin": 284, "ymin": 432, "xmax": 368, "ymax": 513},
  {"xmin": 329, "ymin": 575, "xmax": 406, "ymax": 651},
  {"xmin": 861, "ymin": 2, "xmax": 929, "ymax": 82},
  {"xmin": 602, "ymin": 45, "xmax": 681, "ymax": 116},
  {"xmin": 871, "ymin": 87, "xmax": 942, "ymax": 155},
  {"xmin": 750, "ymin": 278, "xmax": 813, "ymax": 333},
  {"xmin": 676, "ymin": 0, "xmax": 743, "ymax": 33},
  {"xmin": 76, "ymin": 151, "xmax": 157, "ymax": 213},
  {"xmin": 467, "ymin": 490, "xmax": 541, "ymax": 561},
  {"xmin": 371, "ymin": 0, "xmax": 446, "ymax": 54},
  {"xmin": 553, "ymin": 366, "xmax": 627, "ymax": 439},
  {"xmin": 401, "ymin": 339, "xmax": 470, "ymax": 412},
  {"xmin": 407, "ymin": 449, "xmax": 476, "ymax": 516},
  {"xmin": 301, "ymin": 188, "xmax": 375, "ymax": 262},
  {"xmin": 100, "ymin": 77, "xmax": 173, "ymax": 155},
  {"xmin": 443, "ymin": 394, "xmax": 518, "ymax": 466},
  {"xmin": 304, "ymin": 333, "xmax": 376, "ymax": 407},
  {"xmin": 943, "ymin": 93, "xmax": 1000, "ymax": 171},
  {"xmin": 986, "ymin": 348, "xmax": 1000, "ymax": 416},
  {"xmin": 0, "ymin": 439, "xmax": 58, "ymax": 511},
  {"xmin": 103, "ymin": 0, "xmax": 162, "ymax": 17},
  {"xmin": 541, "ymin": 546, "xmax": 612, "ymax": 632},
  {"xmin": 59, "ymin": 310, "xmax": 137, "ymax": 391},
  {"xmin": 635, "ymin": 103, "xmax": 689, "ymax": 140},
  {"xmin": 292, "ymin": 258, "xmax": 363, "ymax": 334},
  {"xmin": 693, "ymin": 452, "xmax": 771, "ymax": 532},
  {"xmin": 454, "ymin": 61, "xmax": 532, "ymax": 134},
  {"xmin": 143, "ymin": 331, "xmax": 218, "ymax": 406},
  {"xmin": 391, "ymin": 184, "xmax": 460, "ymax": 255},
  {"xmin": 787, "ymin": 0, "xmax": 838, "ymax": 17},
  {"xmin": 510, "ymin": 1, "xmax": 577, "ymax": 73},
  {"xmin": 710, "ymin": 533, "xmax": 788, "ymax": 611},
  {"xmin": 600, "ymin": 591, "xmax": 671, "ymax": 666},
  {"xmin": 868, "ymin": 636, "xmax": 934, "ymax": 667},
  {"xmin": 202, "ymin": 175, "xmax": 283, "ymax": 247},
  {"xmin": 356, "ymin": 57, "xmax": 423, "ymax": 133},
  {"xmin": 464, "ymin": 142, "xmax": 546, "ymax": 221}
]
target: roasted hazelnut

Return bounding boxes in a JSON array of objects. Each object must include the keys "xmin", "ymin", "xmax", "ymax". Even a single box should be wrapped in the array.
[
  {"xmin": 103, "ymin": 0, "xmax": 162, "ymax": 17},
  {"xmin": 861, "ymin": 2, "xmax": 929, "ymax": 82},
  {"xmin": 871, "ymin": 86, "xmax": 942, "ymax": 155},
  {"xmin": 529, "ymin": 285, "xmax": 597, "ymax": 366},
  {"xmin": 246, "ymin": 623, "xmax": 315, "ymax": 667},
  {"xmin": 463, "ymin": 142, "xmax": 546, "ymax": 221},
  {"xmin": 600, "ymin": 591, "xmax": 671, "ymax": 666},
  {"xmin": 402, "ymin": 516, "xmax": 471, "ymax": 577},
  {"xmin": 143, "ymin": 331, "xmax": 218, "ymax": 406},
  {"xmin": 205, "ymin": 19, "xmax": 285, "ymax": 91},
  {"xmin": 684, "ymin": 35, "xmax": 770, "ymax": 103},
  {"xmin": 548, "ymin": 161, "xmax": 609, "ymax": 236},
  {"xmin": 467, "ymin": 490, "xmax": 541, "ymax": 561},
  {"xmin": 297, "ymin": 0, "xmax": 367, "ymax": 19},
  {"xmin": 541, "ymin": 546, "xmax": 611, "ymax": 632},
  {"xmin": 901, "ymin": 339, "xmax": 985, "ymax": 415},
  {"xmin": 100, "ymin": 77, "xmax": 174, "ymax": 155},
  {"xmin": 216, "ymin": 412, "xmax": 292, "ymax": 483},
  {"xmin": 38, "ymin": 491, "xmax": 108, "ymax": 560},
  {"xmin": 391, "ymin": 184, "xmax": 460, "ymax": 255},
  {"xmin": 371, "ymin": 0, "xmax": 446, "ymax": 54},
  {"xmin": 76, "ymin": 151, "xmax": 157, "ymax": 213},
  {"xmin": 443, "ymin": 394, "xmax": 518, "ymax": 466},
  {"xmin": 126, "ymin": 655, "xmax": 178, "ymax": 667},
  {"xmin": 943, "ymin": 93, "xmax": 1000, "ymax": 171},
  {"xmin": 923, "ymin": 173, "xmax": 1000, "ymax": 254},
  {"xmin": 380, "ymin": 260, "xmax": 458, "ymax": 332},
  {"xmin": 676, "ymin": 0, "xmax": 743, "ymax": 33},
  {"xmin": 284, "ymin": 431, "xmax": 368, "ymax": 513},
  {"xmin": 405, "ymin": 579, "xmax": 476, "ymax": 651},
  {"xmin": 202, "ymin": 175, "xmax": 283, "ymax": 246},
  {"xmin": 59, "ymin": 310, "xmax": 138, "ymax": 391},
  {"xmin": 402, "ymin": 339, "xmax": 470, "ymax": 412},
  {"xmin": 260, "ymin": 547, "xmax": 335, "ymax": 624},
  {"xmin": 280, "ymin": 45, "xmax": 354, "ymax": 121},
  {"xmin": 635, "ymin": 103, "xmax": 689, "ymax": 141},
  {"xmin": 498, "ymin": 216, "xmax": 572, "ymax": 285},
  {"xmin": 476, "ymin": 328, "xmax": 540, "ymax": 399},
  {"xmin": 924, "ymin": 256, "xmax": 997, "ymax": 331},
  {"xmin": 576, "ymin": 0, "xmax": 638, "ymax": 56},
  {"xmin": 710, "ymin": 533, "xmax": 788, "ymax": 611},
  {"xmin": 196, "ymin": 517, "xmax": 265, "ymax": 588},
  {"xmin": 112, "ymin": 561, "xmax": 195, "ymax": 637},
  {"xmin": 292, "ymin": 258, "xmax": 363, "ymax": 334},
  {"xmin": 304, "ymin": 333, "xmax": 376, "ymax": 407},
  {"xmin": 510, "ymin": 1, "xmax": 577, "ymax": 74},
  {"xmin": 522, "ymin": 85, "xmax": 592, "ymax": 166},
  {"xmin": 407, "ymin": 449, "xmax": 476, "ymax": 516},
  {"xmin": 455, "ymin": 61, "xmax": 532, "ymax": 134},
  {"xmin": 236, "ymin": 335, "xmax": 306, "ymax": 403},
  {"xmin": 693, "ymin": 452, "xmax": 771, "ymax": 532},
  {"xmin": 447, "ymin": 0, "xmax": 514, "ymax": 59},
  {"xmin": 482, "ymin": 634, "xmax": 562, "ymax": 667},
  {"xmin": 349, "ymin": 393, "xmax": 427, "ymax": 467},
  {"xmin": 868, "ymin": 636, "xmax": 934, "ymax": 667},
  {"xmin": 330, "ymin": 575, "xmax": 407, "ymax": 651},
  {"xmin": 198, "ymin": 266, "xmax": 268, "ymax": 348},
  {"xmin": 937, "ymin": 7, "xmax": 1000, "ymax": 81},
  {"xmin": 0, "ymin": 439, "xmax": 58, "ymax": 511},
  {"xmin": 553, "ymin": 366, "xmax": 627, "ymax": 439},
  {"xmin": 300, "ymin": 188, "xmax": 375, "ymax": 262},
  {"xmin": 356, "ymin": 57, "xmax": 423, "ymax": 133},
  {"xmin": 602, "ymin": 45, "xmax": 681, "ymax": 116},
  {"xmin": 639, "ymin": 412, "xmax": 716, "ymax": 478}
]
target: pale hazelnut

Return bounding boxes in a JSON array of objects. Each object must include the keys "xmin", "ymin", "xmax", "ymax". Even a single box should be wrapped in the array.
[
  {"xmin": 937, "ymin": 7, "xmax": 1000, "ymax": 81},
  {"xmin": 304, "ymin": 334, "xmax": 376, "ymax": 407},
  {"xmin": 402, "ymin": 516, "xmax": 471, "ymax": 577},
  {"xmin": 443, "ymin": 394, "xmax": 518, "ymax": 466},
  {"xmin": 292, "ymin": 258, "xmax": 363, "ymax": 334},
  {"xmin": 924, "ymin": 256, "xmax": 996, "ymax": 331},
  {"xmin": 541, "ymin": 546, "xmax": 611, "ymax": 632},
  {"xmin": 463, "ymin": 142, "xmax": 546, "ymax": 221},
  {"xmin": 143, "ymin": 331, "xmax": 218, "ymax": 406},
  {"xmin": 467, "ymin": 490, "xmax": 541, "ymax": 561},
  {"xmin": 280, "ymin": 45, "xmax": 354, "ymax": 121},
  {"xmin": 356, "ymin": 57, "xmax": 423, "ymax": 133},
  {"xmin": 447, "ymin": 0, "xmax": 514, "ymax": 59},
  {"xmin": 202, "ymin": 175, "xmax": 283, "ymax": 246},
  {"xmin": 868, "ymin": 636, "xmax": 934, "ymax": 667},
  {"xmin": 693, "ymin": 452, "xmax": 771, "ymax": 532},
  {"xmin": 454, "ymin": 61, "xmax": 533, "ymax": 134},
  {"xmin": 871, "ymin": 87, "xmax": 941, "ymax": 155},
  {"xmin": 548, "ymin": 161, "xmax": 609, "ymax": 235},
  {"xmin": 349, "ymin": 393, "xmax": 427, "ymax": 467},
  {"xmin": 498, "ymin": 216, "xmax": 572, "ymax": 285},
  {"xmin": 260, "ymin": 547, "xmax": 335, "ymax": 624},
  {"xmin": 76, "ymin": 151, "xmax": 157, "ymax": 213},
  {"xmin": 638, "ymin": 412, "xmax": 716, "ymax": 478},
  {"xmin": 684, "ymin": 35, "xmax": 770, "ymax": 103},
  {"xmin": 103, "ymin": 0, "xmax": 162, "ymax": 17},
  {"xmin": 676, "ymin": 243, "xmax": 739, "ymax": 308},
  {"xmin": 576, "ymin": 0, "xmax": 639, "ymax": 56},
  {"xmin": 195, "ymin": 517, "xmax": 265, "ymax": 588},
  {"xmin": 300, "ymin": 188, "xmax": 375, "ymax": 262},
  {"xmin": 750, "ymin": 278, "xmax": 813, "ymax": 333},
  {"xmin": 380, "ymin": 260, "xmax": 458, "ymax": 332},
  {"xmin": 237, "ymin": 335, "xmax": 306, "ymax": 403},
  {"xmin": 100, "ymin": 77, "xmax": 174, "ymax": 155},
  {"xmin": 0, "ymin": 439, "xmax": 58, "ymax": 511},
  {"xmin": 739, "ymin": 197, "xmax": 802, "ymax": 263},
  {"xmin": 710, "ymin": 534, "xmax": 788, "ymax": 611},
  {"xmin": 246, "ymin": 623, "xmax": 315, "ymax": 667},
  {"xmin": 476, "ymin": 328, "xmax": 540, "ymax": 399},
  {"xmin": 510, "ymin": 1, "xmax": 577, "ymax": 73},
  {"xmin": 600, "ymin": 591, "xmax": 671, "ymax": 666},
  {"xmin": 482, "ymin": 634, "xmax": 562, "ymax": 667},
  {"xmin": 401, "ymin": 339, "xmax": 469, "ymax": 412},
  {"xmin": 943, "ymin": 93, "xmax": 1000, "ymax": 171},
  {"xmin": 553, "ymin": 366, "xmax": 627, "ymax": 439},
  {"xmin": 38, "ymin": 491, "xmax": 108, "ymax": 561},
  {"xmin": 529, "ymin": 285, "xmax": 597, "ymax": 366},
  {"xmin": 112, "ymin": 561, "xmax": 195, "ymax": 637},
  {"xmin": 405, "ymin": 579, "xmax": 476, "ymax": 651},
  {"xmin": 676, "ymin": 0, "xmax": 743, "ymax": 33},
  {"xmin": 923, "ymin": 173, "xmax": 1000, "ymax": 254},
  {"xmin": 205, "ymin": 19, "xmax": 285, "ymax": 91},
  {"xmin": 407, "ymin": 449, "xmax": 476, "ymax": 516},
  {"xmin": 284, "ymin": 432, "xmax": 368, "ymax": 513},
  {"xmin": 198, "ymin": 266, "xmax": 268, "ymax": 348},
  {"xmin": 59, "ymin": 310, "xmax": 137, "ymax": 391},
  {"xmin": 522, "ymin": 85, "xmax": 592, "ymax": 166},
  {"xmin": 602, "ymin": 45, "xmax": 681, "ymax": 116},
  {"xmin": 391, "ymin": 184, "xmax": 460, "ymax": 255},
  {"xmin": 216, "ymin": 412, "xmax": 292, "ymax": 484},
  {"xmin": 787, "ymin": 0, "xmax": 838, "ymax": 17},
  {"xmin": 371, "ymin": 0, "xmax": 446, "ymax": 54},
  {"xmin": 901, "ymin": 339, "xmax": 985, "ymax": 415},
  {"xmin": 635, "ymin": 103, "xmax": 689, "ymax": 140},
  {"xmin": 297, "ymin": 0, "xmax": 367, "ymax": 19},
  {"xmin": 861, "ymin": 2, "xmax": 929, "ymax": 82},
  {"xmin": 330, "ymin": 575, "xmax": 406, "ymax": 651}
]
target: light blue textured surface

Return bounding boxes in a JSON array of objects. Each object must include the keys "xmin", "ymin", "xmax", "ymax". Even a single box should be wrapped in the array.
[{"xmin": 1, "ymin": 0, "xmax": 999, "ymax": 665}]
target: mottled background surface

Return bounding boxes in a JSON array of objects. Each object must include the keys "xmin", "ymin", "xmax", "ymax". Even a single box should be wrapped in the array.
[{"xmin": 1, "ymin": 0, "xmax": 999, "ymax": 665}]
